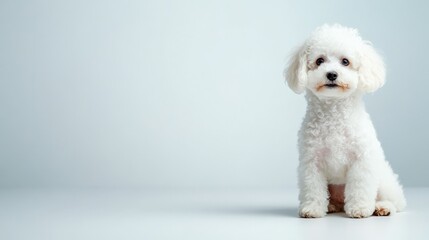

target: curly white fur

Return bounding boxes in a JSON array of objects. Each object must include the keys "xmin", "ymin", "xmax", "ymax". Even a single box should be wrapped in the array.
[{"xmin": 285, "ymin": 24, "xmax": 406, "ymax": 218}]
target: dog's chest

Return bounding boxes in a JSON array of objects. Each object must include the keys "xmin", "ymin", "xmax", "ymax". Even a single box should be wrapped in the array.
[
  {"xmin": 300, "ymin": 94, "xmax": 368, "ymax": 184},
  {"xmin": 305, "ymin": 112, "xmax": 357, "ymax": 183}
]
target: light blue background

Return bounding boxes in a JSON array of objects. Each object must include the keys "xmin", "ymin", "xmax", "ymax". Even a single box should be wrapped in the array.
[{"xmin": 1, "ymin": 0, "xmax": 428, "ymax": 188}]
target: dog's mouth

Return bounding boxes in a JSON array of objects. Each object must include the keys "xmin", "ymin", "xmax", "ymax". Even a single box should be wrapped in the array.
[
  {"xmin": 316, "ymin": 83, "xmax": 349, "ymax": 92},
  {"xmin": 324, "ymin": 84, "xmax": 339, "ymax": 88}
]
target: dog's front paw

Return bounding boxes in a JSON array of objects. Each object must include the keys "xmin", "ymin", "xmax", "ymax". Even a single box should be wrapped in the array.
[
  {"xmin": 345, "ymin": 203, "xmax": 375, "ymax": 218},
  {"xmin": 299, "ymin": 204, "xmax": 327, "ymax": 218}
]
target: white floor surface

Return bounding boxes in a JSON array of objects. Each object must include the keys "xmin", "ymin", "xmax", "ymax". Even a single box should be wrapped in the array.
[{"xmin": 0, "ymin": 188, "xmax": 427, "ymax": 240}]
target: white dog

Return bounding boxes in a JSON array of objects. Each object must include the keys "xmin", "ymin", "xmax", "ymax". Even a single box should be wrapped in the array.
[{"xmin": 285, "ymin": 24, "xmax": 406, "ymax": 218}]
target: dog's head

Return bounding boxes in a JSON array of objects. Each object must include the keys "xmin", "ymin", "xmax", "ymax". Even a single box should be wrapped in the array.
[{"xmin": 285, "ymin": 24, "xmax": 385, "ymax": 98}]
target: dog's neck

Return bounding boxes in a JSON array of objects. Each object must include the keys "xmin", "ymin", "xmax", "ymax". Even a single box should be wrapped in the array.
[{"xmin": 305, "ymin": 91, "xmax": 365, "ymax": 120}]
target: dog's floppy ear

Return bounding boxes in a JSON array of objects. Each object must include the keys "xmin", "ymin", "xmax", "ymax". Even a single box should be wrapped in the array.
[
  {"xmin": 358, "ymin": 42, "xmax": 386, "ymax": 92},
  {"xmin": 285, "ymin": 44, "xmax": 308, "ymax": 94}
]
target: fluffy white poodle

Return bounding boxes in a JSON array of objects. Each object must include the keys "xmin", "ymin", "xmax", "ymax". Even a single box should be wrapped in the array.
[{"xmin": 285, "ymin": 24, "xmax": 406, "ymax": 218}]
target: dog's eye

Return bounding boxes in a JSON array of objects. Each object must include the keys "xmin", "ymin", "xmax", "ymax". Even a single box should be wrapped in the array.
[
  {"xmin": 316, "ymin": 58, "xmax": 324, "ymax": 66},
  {"xmin": 341, "ymin": 58, "xmax": 350, "ymax": 66}
]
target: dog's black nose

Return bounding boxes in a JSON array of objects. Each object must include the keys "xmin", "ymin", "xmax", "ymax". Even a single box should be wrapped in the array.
[{"xmin": 326, "ymin": 72, "xmax": 338, "ymax": 81}]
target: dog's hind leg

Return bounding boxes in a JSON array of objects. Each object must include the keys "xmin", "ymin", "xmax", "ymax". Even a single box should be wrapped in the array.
[
  {"xmin": 372, "ymin": 183, "xmax": 403, "ymax": 216},
  {"xmin": 373, "ymin": 200, "xmax": 395, "ymax": 216},
  {"xmin": 375, "ymin": 166, "xmax": 407, "ymax": 215}
]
